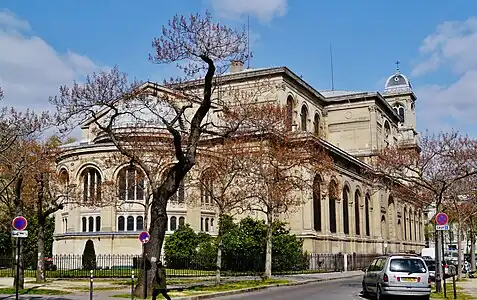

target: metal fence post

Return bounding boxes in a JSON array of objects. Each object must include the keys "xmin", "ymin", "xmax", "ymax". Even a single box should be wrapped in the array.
[
  {"xmin": 89, "ymin": 270, "xmax": 93, "ymax": 300},
  {"xmin": 131, "ymin": 270, "xmax": 135, "ymax": 300}
]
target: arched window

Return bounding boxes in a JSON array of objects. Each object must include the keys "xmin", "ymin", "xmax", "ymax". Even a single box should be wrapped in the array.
[
  {"xmin": 170, "ymin": 216, "xmax": 177, "ymax": 231},
  {"xmin": 313, "ymin": 113, "xmax": 320, "ymax": 136},
  {"xmin": 383, "ymin": 121, "xmax": 391, "ymax": 147},
  {"xmin": 205, "ymin": 218, "xmax": 209, "ymax": 232},
  {"xmin": 286, "ymin": 96, "xmax": 294, "ymax": 131},
  {"xmin": 397, "ymin": 219, "xmax": 402, "ymax": 240},
  {"xmin": 393, "ymin": 104, "xmax": 405, "ymax": 122},
  {"xmin": 127, "ymin": 216, "xmax": 134, "ymax": 231},
  {"xmin": 59, "ymin": 169, "xmax": 69, "ymax": 188},
  {"xmin": 403, "ymin": 208, "xmax": 407, "ymax": 241},
  {"xmin": 88, "ymin": 217, "xmax": 94, "ymax": 232},
  {"xmin": 179, "ymin": 216, "xmax": 185, "ymax": 227},
  {"xmin": 118, "ymin": 216, "xmax": 125, "ymax": 231},
  {"xmin": 409, "ymin": 212, "xmax": 413, "ymax": 240},
  {"xmin": 136, "ymin": 216, "xmax": 144, "ymax": 231},
  {"xmin": 95, "ymin": 216, "xmax": 101, "ymax": 232},
  {"xmin": 329, "ymin": 181, "xmax": 338, "ymax": 233},
  {"xmin": 365, "ymin": 194, "xmax": 370, "ymax": 236},
  {"xmin": 343, "ymin": 186, "xmax": 350, "ymax": 235},
  {"xmin": 300, "ymin": 105, "xmax": 308, "ymax": 131},
  {"xmin": 81, "ymin": 167, "xmax": 102, "ymax": 204},
  {"xmin": 200, "ymin": 170, "xmax": 214, "ymax": 205},
  {"xmin": 82, "ymin": 217, "xmax": 87, "ymax": 232},
  {"xmin": 313, "ymin": 175, "xmax": 321, "ymax": 231},
  {"xmin": 355, "ymin": 190, "xmax": 361, "ymax": 236},
  {"xmin": 201, "ymin": 217, "xmax": 204, "ymax": 231},
  {"xmin": 118, "ymin": 167, "xmax": 145, "ymax": 201},
  {"xmin": 210, "ymin": 218, "xmax": 214, "ymax": 232},
  {"xmin": 381, "ymin": 215, "xmax": 387, "ymax": 239},
  {"xmin": 171, "ymin": 180, "xmax": 185, "ymax": 203}
]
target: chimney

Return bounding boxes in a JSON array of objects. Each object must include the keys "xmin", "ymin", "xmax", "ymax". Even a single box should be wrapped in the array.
[{"xmin": 230, "ymin": 60, "xmax": 244, "ymax": 73}]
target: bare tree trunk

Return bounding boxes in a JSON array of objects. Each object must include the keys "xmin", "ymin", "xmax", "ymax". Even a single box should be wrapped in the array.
[
  {"xmin": 134, "ymin": 190, "xmax": 168, "ymax": 298},
  {"xmin": 263, "ymin": 212, "xmax": 273, "ymax": 280},
  {"xmin": 216, "ymin": 239, "xmax": 223, "ymax": 285},
  {"xmin": 472, "ymin": 226, "xmax": 476, "ymax": 273},
  {"xmin": 457, "ymin": 223, "xmax": 462, "ymax": 280},
  {"xmin": 36, "ymin": 218, "xmax": 46, "ymax": 283}
]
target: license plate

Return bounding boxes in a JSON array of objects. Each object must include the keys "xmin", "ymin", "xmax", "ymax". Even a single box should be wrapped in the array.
[{"xmin": 402, "ymin": 277, "xmax": 417, "ymax": 282}]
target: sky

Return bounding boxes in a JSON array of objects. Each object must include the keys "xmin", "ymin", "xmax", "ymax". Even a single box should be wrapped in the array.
[{"xmin": 1, "ymin": 0, "xmax": 477, "ymax": 135}]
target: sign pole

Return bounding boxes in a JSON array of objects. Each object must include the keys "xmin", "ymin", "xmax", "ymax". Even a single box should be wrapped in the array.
[
  {"xmin": 442, "ymin": 230, "xmax": 447, "ymax": 298},
  {"xmin": 142, "ymin": 243, "xmax": 147, "ymax": 300},
  {"xmin": 15, "ymin": 236, "xmax": 20, "ymax": 300}
]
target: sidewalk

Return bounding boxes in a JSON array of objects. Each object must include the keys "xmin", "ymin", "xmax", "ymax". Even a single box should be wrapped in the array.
[
  {"xmin": 0, "ymin": 271, "xmax": 363, "ymax": 299},
  {"xmin": 456, "ymin": 277, "xmax": 477, "ymax": 297}
]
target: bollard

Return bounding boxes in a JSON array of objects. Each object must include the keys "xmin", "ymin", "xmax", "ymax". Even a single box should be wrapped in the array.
[
  {"xmin": 90, "ymin": 270, "xmax": 93, "ymax": 300},
  {"xmin": 131, "ymin": 271, "xmax": 135, "ymax": 300}
]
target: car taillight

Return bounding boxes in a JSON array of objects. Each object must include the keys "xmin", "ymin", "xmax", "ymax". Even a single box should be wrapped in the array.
[
  {"xmin": 417, "ymin": 277, "xmax": 421, "ymax": 283},
  {"xmin": 444, "ymin": 264, "xmax": 448, "ymax": 268},
  {"xmin": 383, "ymin": 273, "xmax": 389, "ymax": 282}
]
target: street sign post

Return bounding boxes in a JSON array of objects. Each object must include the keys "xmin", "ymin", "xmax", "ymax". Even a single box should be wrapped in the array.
[
  {"xmin": 138, "ymin": 231, "xmax": 150, "ymax": 299},
  {"xmin": 436, "ymin": 212, "xmax": 449, "ymax": 231},
  {"xmin": 12, "ymin": 216, "xmax": 28, "ymax": 300}
]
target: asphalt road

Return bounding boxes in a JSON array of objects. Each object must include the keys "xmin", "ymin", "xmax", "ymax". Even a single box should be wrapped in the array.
[{"xmin": 213, "ymin": 276, "xmax": 365, "ymax": 300}]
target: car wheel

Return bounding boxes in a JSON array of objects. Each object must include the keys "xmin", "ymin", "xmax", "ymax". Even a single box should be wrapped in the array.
[
  {"xmin": 376, "ymin": 285, "xmax": 385, "ymax": 300},
  {"xmin": 362, "ymin": 281, "xmax": 369, "ymax": 297}
]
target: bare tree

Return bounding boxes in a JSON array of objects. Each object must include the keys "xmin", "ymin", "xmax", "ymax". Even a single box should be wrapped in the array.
[
  {"xmin": 50, "ymin": 11, "xmax": 248, "ymax": 296},
  {"xmin": 372, "ymin": 130, "xmax": 477, "ymax": 291},
  {"xmin": 237, "ymin": 103, "xmax": 334, "ymax": 279}
]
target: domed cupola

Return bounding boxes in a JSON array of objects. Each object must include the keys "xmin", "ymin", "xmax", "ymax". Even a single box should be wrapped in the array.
[{"xmin": 384, "ymin": 61, "xmax": 412, "ymax": 95}]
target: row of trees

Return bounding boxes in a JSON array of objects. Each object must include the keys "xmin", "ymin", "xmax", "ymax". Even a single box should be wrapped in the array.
[{"xmin": 164, "ymin": 217, "xmax": 308, "ymax": 275}]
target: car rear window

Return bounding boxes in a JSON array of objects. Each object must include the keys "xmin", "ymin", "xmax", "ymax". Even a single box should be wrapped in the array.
[
  {"xmin": 389, "ymin": 258, "xmax": 427, "ymax": 273},
  {"xmin": 424, "ymin": 261, "xmax": 435, "ymax": 271}
]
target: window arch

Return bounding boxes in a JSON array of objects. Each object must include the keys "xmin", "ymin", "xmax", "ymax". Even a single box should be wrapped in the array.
[
  {"xmin": 118, "ymin": 216, "xmax": 125, "ymax": 231},
  {"xmin": 81, "ymin": 167, "xmax": 102, "ymax": 204},
  {"xmin": 59, "ymin": 169, "xmax": 69, "ymax": 187},
  {"xmin": 393, "ymin": 104, "xmax": 405, "ymax": 122},
  {"xmin": 205, "ymin": 218, "xmax": 209, "ymax": 232},
  {"xmin": 286, "ymin": 96, "xmax": 294, "ymax": 131},
  {"xmin": 313, "ymin": 175, "xmax": 321, "ymax": 232},
  {"xmin": 313, "ymin": 113, "xmax": 320, "ymax": 136},
  {"xmin": 118, "ymin": 166, "xmax": 145, "ymax": 201},
  {"xmin": 200, "ymin": 170, "xmax": 214, "ymax": 205},
  {"xmin": 342, "ymin": 186, "xmax": 350, "ymax": 235},
  {"xmin": 179, "ymin": 216, "xmax": 185, "ymax": 227},
  {"xmin": 127, "ymin": 216, "xmax": 134, "ymax": 231},
  {"xmin": 136, "ymin": 216, "xmax": 144, "ymax": 231},
  {"xmin": 354, "ymin": 190, "xmax": 361, "ymax": 236},
  {"xmin": 365, "ymin": 193, "xmax": 370, "ymax": 236},
  {"xmin": 300, "ymin": 105, "xmax": 308, "ymax": 131},
  {"xmin": 403, "ymin": 208, "xmax": 407, "ymax": 241},
  {"xmin": 88, "ymin": 217, "xmax": 94, "ymax": 232},
  {"xmin": 328, "ymin": 181, "xmax": 338, "ymax": 233},
  {"xmin": 170, "ymin": 216, "xmax": 177, "ymax": 231}
]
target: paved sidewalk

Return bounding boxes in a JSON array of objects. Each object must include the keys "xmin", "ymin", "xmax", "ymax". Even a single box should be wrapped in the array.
[
  {"xmin": 456, "ymin": 277, "xmax": 477, "ymax": 297},
  {"xmin": 0, "ymin": 271, "xmax": 363, "ymax": 299}
]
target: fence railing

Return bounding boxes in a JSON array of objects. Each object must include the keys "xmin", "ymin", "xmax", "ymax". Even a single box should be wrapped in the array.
[{"xmin": 0, "ymin": 253, "xmax": 379, "ymax": 278}]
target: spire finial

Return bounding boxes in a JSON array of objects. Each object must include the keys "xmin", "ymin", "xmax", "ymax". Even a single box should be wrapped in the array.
[{"xmin": 395, "ymin": 60, "xmax": 400, "ymax": 72}]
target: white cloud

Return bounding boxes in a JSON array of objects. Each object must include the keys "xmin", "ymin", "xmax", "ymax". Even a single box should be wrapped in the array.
[
  {"xmin": 411, "ymin": 17, "xmax": 477, "ymax": 134},
  {"xmin": 0, "ymin": 9, "xmax": 103, "ymax": 112},
  {"xmin": 209, "ymin": 0, "xmax": 287, "ymax": 22}
]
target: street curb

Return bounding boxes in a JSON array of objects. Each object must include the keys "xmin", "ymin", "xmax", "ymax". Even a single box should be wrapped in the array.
[{"xmin": 173, "ymin": 274, "xmax": 362, "ymax": 299}]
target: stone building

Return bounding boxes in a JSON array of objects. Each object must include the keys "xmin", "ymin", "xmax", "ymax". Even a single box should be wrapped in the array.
[{"xmin": 53, "ymin": 62, "xmax": 425, "ymax": 258}]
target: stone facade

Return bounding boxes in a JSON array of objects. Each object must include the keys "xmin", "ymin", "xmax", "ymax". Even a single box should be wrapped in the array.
[{"xmin": 53, "ymin": 64, "xmax": 425, "ymax": 258}]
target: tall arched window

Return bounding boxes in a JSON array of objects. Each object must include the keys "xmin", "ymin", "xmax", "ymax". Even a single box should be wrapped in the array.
[
  {"xmin": 118, "ymin": 216, "xmax": 125, "ymax": 231},
  {"xmin": 403, "ymin": 208, "xmax": 407, "ymax": 241},
  {"xmin": 343, "ymin": 186, "xmax": 350, "ymax": 235},
  {"xmin": 170, "ymin": 216, "xmax": 177, "ymax": 231},
  {"xmin": 354, "ymin": 190, "xmax": 361, "ymax": 236},
  {"xmin": 200, "ymin": 170, "xmax": 214, "ymax": 205},
  {"xmin": 409, "ymin": 212, "xmax": 413, "ymax": 240},
  {"xmin": 329, "ymin": 181, "xmax": 338, "ymax": 233},
  {"xmin": 286, "ymin": 96, "xmax": 294, "ymax": 131},
  {"xmin": 171, "ymin": 180, "xmax": 185, "ymax": 203},
  {"xmin": 136, "ymin": 216, "xmax": 144, "ymax": 231},
  {"xmin": 384, "ymin": 120, "xmax": 391, "ymax": 147},
  {"xmin": 81, "ymin": 167, "xmax": 102, "ymax": 204},
  {"xmin": 127, "ymin": 216, "xmax": 134, "ymax": 231},
  {"xmin": 205, "ymin": 218, "xmax": 209, "ymax": 232},
  {"xmin": 365, "ymin": 194, "xmax": 370, "ymax": 236},
  {"xmin": 313, "ymin": 175, "xmax": 321, "ymax": 232},
  {"xmin": 95, "ymin": 216, "xmax": 101, "ymax": 232},
  {"xmin": 59, "ymin": 169, "xmax": 69, "ymax": 188},
  {"xmin": 179, "ymin": 216, "xmax": 185, "ymax": 227},
  {"xmin": 118, "ymin": 167, "xmax": 145, "ymax": 201},
  {"xmin": 393, "ymin": 104, "xmax": 405, "ymax": 122},
  {"xmin": 300, "ymin": 105, "xmax": 308, "ymax": 131},
  {"xmin": 381, "ymin": 215, "xmax": 387, "ymax": 239},
  {"xmin": 313, "ymin": 113, "xmax": 320, "ymax": 136},
  {"xmin": 82, "ymin": 217, "xmax": 87, "ymax": 232},
  {"xmin": 88, "ymin": 217, "xmax": 94, "ymax": 232}
]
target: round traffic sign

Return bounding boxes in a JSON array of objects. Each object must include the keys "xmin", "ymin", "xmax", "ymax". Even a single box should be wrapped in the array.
[
  {"xmin": 138, "ymin": 231, "xmax": 150, "ymax": 244},
  {"xmin": 436, "ymin": 212, "xmax": 449, "ymax": 226},
  {"xmin": 12, "ymin": 216, "xmax": 27, "ymax": 231}
]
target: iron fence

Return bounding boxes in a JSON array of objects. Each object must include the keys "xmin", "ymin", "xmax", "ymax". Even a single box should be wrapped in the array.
[{"xmin": 0, "ymin": 253, "xmax": 379, "ymax": 278}]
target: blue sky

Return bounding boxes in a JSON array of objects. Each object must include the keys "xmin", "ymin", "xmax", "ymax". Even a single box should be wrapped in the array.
[{"xmin": 1, "ymin": 0, "xmax": 477, "ymax": 134}]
